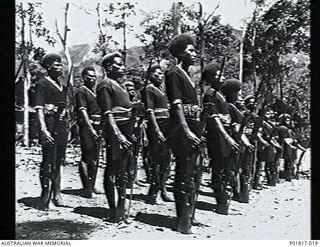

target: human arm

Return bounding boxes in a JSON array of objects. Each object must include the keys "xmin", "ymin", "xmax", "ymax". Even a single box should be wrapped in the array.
[
  {"xmin": 75, "ymin": 90, "xmax": 99, "ymax": 140},
  {"xmin": 79, "ymin": 109, "xmax": 99, "ymax": 140},
  {"xmin": 34, "ymin": 81, "xmax": 54, "ymax": 144},
  {"xmin": 173, "ymin": 103, "xmax": 201, "ymax": 147},
  {"xmin": 96, "ymin": 85, "xmax": 131, "ymax": 149},
  {"xmin": 211, "ymin": 115, "xmax": 239, "ymax": 151},
  {"xmin": 257, "ymin": 132, "xmax": 270, "ymax": 147},
  {"xmin": 165, "ymin": 71, "xmax": 201, "ymax": 147},
  {"xmin": 147, "ymin": 110, "xmax": 166, "ymax": 143},
  {"xmin": 145, "ymin": 87, "xmax": 166, "ymax": 142},
  {"xmin": 241, "ymin": 133, "xmax": 254, "ymax": 151},
  {"xmin": 37, "ymin": 108, "xmax": 54, "ymax": 145}
]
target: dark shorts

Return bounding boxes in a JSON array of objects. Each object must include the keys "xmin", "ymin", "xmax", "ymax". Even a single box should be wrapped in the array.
[
  {"xmin": 206, "ymin": 121, "xmax": 232, "ymax": 157},
  {"xmin": 40, "ymin": 115, "xmax": 68, "ymax": 146},
  {"xmin": 105, "ymin": 119, "xmax": 135, "ymax": 164},
  {"xmin": 79, "ymin": 124, "xmax": 101, "ymax": 150},
  {"xmin": 166, "ymin": 118, "xmax": 204, "ymax": 158},
  {"xmin": 260, "ymin": 146, "xmax": 276, "ymax": 162},
  {"xmin": 146, "ymin": 119, "xmax": 170, "ymax": 146}
]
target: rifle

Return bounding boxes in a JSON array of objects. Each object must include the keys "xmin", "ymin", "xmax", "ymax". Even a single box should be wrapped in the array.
[
  {"xmin": 229, "ymin": 103, "xmax": 251, "ymax": 174},
  {"xmin": 15, "ymin": 60, "xmax": 24, "ymax": 82},
  {"xmin": 218, "ymin": 56, "xmax": 226, "ymax": 83},
  {"xmin": 126, "ymin": 146, "xmax": 134, "ymax": 218},
  {"xmin": 65, "ymin": 63, "xmax": 74, "ymax": 133}
]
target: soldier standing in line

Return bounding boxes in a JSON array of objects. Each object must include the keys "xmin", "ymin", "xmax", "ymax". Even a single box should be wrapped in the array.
[
  {"xmin": 75, "ymin": 67, "xmax": 103, "ymax": 198},
  {"xmin": 96, "ymin": 52, "xmax": 135, "ymax": 223},
  {"xmin": 144, "ymin": 64, "xmax": 173, "ymax": 204},
  {"xmin": 123, "ymin": 81, "xmax": 146, "ymax": 188},
  {"xmin": 165, "ymin": 34, "xmax": 205, "ymax": 234},
  {"xmin": 268, "ymin": 109, "xmax": 283, "ymax": 184},
  {"xmin": 243, "ymin": 95, "xmax": 269, "ymax": 190},
  {"xmin": 220, "ymin": 79, "xmax": 254, "ymax": 203},
  {"xmin": 278, "ymin": 113, "xmax": 305, "ymax": 182},
  {"xmin": 35, "ymin": 53, "xmax": 70, "ymax": 210},
  {"xmin": 262, "ymin": 107, "xmax": 283, "ymax": 186},
  {"xmin": 201, "ymin": 63, "xmax": 239, "ymax": 215}
]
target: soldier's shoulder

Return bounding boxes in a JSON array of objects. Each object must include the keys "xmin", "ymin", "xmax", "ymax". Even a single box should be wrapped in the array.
[
  {"xmin": 166, "ymin": 65, "xmax": 180, "ymax": 76},
  {"xmin": 96, "ymin": 78, "xmax": 112, "ymax": 91},
  {"xmin": 145, "ymin": 83, "xmax": 155, "ymax": 91},
  {"xmin": 278, "ymin": 125, "xmax": 287, "ymax": 132},
  {"xmin": 77, "ymin": 85, "xmax": 87, "ymax": 94},
  {"xmin": 203, "ymin": 88, "xmax": 216, "ymax": 98},
  {"xmin": 35, "ymin": 77, "xmax": 49, "ymax": 87}
]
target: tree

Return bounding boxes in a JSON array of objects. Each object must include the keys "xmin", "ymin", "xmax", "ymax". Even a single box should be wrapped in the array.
[
  {"xmin": 104, "ymin": 2, "xmax": 137, "ymax": 65},
  {"xmin": 137, "ymin": 9, "xmax": 176, "ymax": 65},
  {"xmin": 138, "ymin": 2, "xmax": 239, "ymax": 73},
  {"xmin": 91, "ymin": 3, "xmax": 115, "ymax": 56},
  {"xmin": 55, "ymin": 3, "xmax": 77, "ymax": 133},
  {"xmin": 244, "ymin": 0, "xmax": 310, "ymax": 106},
  {"xmin": 15, "ymin": 2, "xmax": 57, "ymax": 146}
]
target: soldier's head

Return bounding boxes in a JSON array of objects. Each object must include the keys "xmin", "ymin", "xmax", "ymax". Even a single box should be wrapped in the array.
[
  {"xmin": 102, "ymin": 52, "xmax": 125, "ymax": 80},
  {"xmin": 221, "ymin": 79, "xmax": 242, "ymax": 103},
  {"xmin": 159, "ymin": 51, "xmax": 174, "ymax": 72},
  {"xmin": 265, "ymin": 107, "xmax": 275, "ymax": 120},
  {"xmin": 279, "ymin": 113, "xmax": 292, "ymax": 127},
  {"xmin": 168, "ymin": 34, "xmax": 197, "ymax": 66},
  {"xmin": 123, "ymin": 81, "xmax": 136, "ymax": 99},
  {"xmin": 244, "ymin": 95, "xmax": 256, "ymax": 112},
  {"xmin": 42, "ymin": 53, "xmax": 63, "ymax": 79},
  {"xmin": 201, "ymin": 62, "xmax": 224, "ymax": 90},
  {"xmin": 148, "ymin": 64, "xmax": 164, "ymax": 87},
  {"xmin": 81, "ymin": 67, "xmax": 96, "ymax": 89}
]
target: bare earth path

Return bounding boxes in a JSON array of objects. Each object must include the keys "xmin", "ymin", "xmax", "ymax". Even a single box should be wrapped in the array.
[{"xmin": 15, "ymin": 145, "xmax": 311, "ymax": 240}]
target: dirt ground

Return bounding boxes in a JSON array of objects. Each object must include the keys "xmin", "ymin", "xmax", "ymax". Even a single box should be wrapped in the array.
[{"xmin": 15, "ymin": 145, "xmax": 311, "ymax": 240}]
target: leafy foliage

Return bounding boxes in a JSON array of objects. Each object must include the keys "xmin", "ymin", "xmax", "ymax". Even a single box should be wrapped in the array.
[
  {"xmin": 137, "ymin": 3, "xmax": 241, "ymax": 80},
  {"xmin": 15, "ymin": 3, "xmax": 56, "ymax": 60},
  {"xmin": 243, "ymin": 0, "xmax": 310, "ymax": 133},
  {"xmin": 244, "ymin": 0, "xmax": 310, "ymax": 95}
]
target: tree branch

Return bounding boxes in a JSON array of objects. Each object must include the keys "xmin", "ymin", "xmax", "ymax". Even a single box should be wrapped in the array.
[
  {"xmin": 96, "ymin": 3, "xmax": 104, "ymax": 38},
  {"xmin": 63, "ymin": 3, "xmax": 69, "ymax": 45},
  {"xmin": 55, "ymin": 20, "xmax": 64, "ymax": 46},
  {"xmin": 203, "ymin": 1, "xmax": 220, "ymax": 26}
]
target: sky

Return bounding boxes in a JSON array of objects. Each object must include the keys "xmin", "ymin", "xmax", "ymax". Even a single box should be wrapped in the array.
[{"xmin": 16, "ymin": 0, "xmax": 257, "ymax": 53}]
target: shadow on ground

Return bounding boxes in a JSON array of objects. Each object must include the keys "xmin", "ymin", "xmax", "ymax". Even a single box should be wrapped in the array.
[
  {"xmin": 196, "ymin": 200, "xmax": 217, "ymax": 211},
  {"xmin": 17, "ymin": 197, "xmax": 42, "ymax": 210},
  {"xmin": 73, "ymin": 206, "xmax": 110, "ymax": 220},
  {"xmin": 135, "ymin": 212, "xmax": 175, "ymax": 231},
  {"xmin": 61, "ymin": 189, "xmax": 85, "ymax": 197},
  {"xmin": 198, "ymin": 190, "xmax": 217, "ymax": 198},
  {"xmin": 16, "ymin": 219, "xmax": 95, "ymax": 239},
  {"xmin": 126, "ymin": 193, "xmax": 149, "ymax": 202}
]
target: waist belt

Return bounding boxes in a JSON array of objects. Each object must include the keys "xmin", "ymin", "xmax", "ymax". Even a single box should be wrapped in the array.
[
  {"xmin": 44, "ymin": 105, "xmax": 67, "ymax": 122},
  {"xmin": 182, "ymin": 104, "xmax": 201, "ymax": 119},
  {"xmin": 218, "ymin": 113, "xmax": 231, "ymax": 125},
  {"xmin": 44, "ymin": 103, "xmax": 66, "ymax": 115},
  {"xmin": 154, "ymin": 108, "xmax": 170, "ymax": 119},
  {"xmin": 89, "ymin": 114, "xmax": 102, "ymax": 125},
  {"xmin": 112, "ymin": 110, "xmax": 132, "ymax": 121}
]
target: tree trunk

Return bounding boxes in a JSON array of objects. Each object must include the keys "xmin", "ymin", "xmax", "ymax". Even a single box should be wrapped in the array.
[
  {"xmin": 252, "ymin": 25, "xmax": 257, "ymax": 94},
  {"xmin": 279, "ymin": 75, "xmax": 283, "ymax": 101},
  {"xmin": 172, "ymin": 2, "xmax": 182, "ymax": 36},
  {"xmin": 56, "ymin": 3, "xmax": 73, "ymax": 132},
  {"xmin": 122, "ymin": 13, "xmax": 127, "ymax": 66},
  {"xmin": 198, "ymin": 2, "xmax": 205, "ymax": 107},
  {"xmin": 239, "ymin": 21, "xmax": 246, "ymax": 85},
  {"xmin": 96, "ymin": 3, "xmax": 106, "ymax": 57},
  {"xmin": 20, "ymin": 3, "xmax": 29, "ymax": 147}
]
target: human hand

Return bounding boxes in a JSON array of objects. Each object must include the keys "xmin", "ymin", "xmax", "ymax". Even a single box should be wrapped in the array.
[
  {"xmin": 42, "ymin": 130, "xmax": 54, "ymax": 145},
  {"xmin": 185, "ymin": 130, "xmax": 201, "ymax": 148},
  {"xmin": 117, "ymin": 134, "xmax": 132, "ymax": 149}
]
